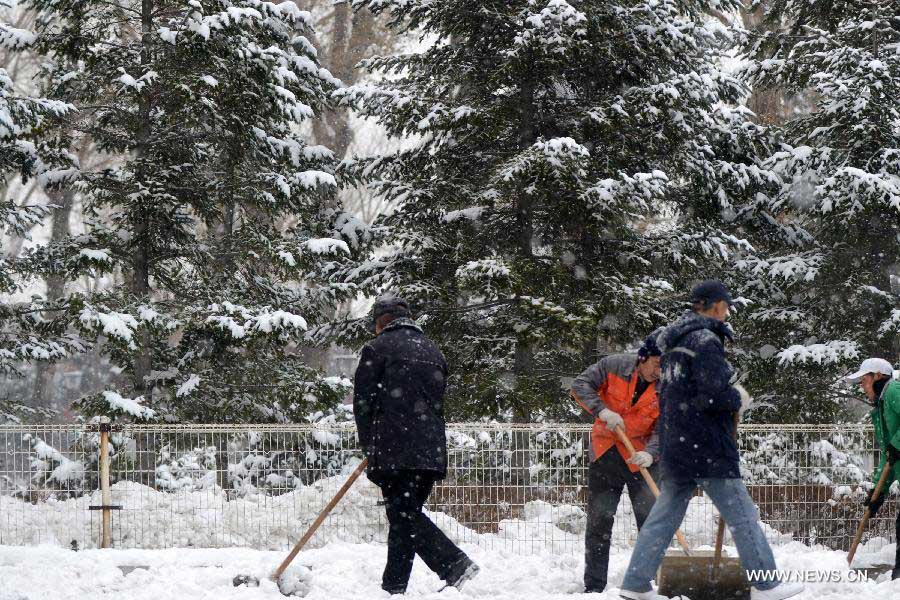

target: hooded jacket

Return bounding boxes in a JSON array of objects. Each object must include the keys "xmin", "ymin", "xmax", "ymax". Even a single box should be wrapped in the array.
[
  {"xmin": 656, "ymin": 311, "xmax": 742, "ymax": 480},
  {"xmin": 352, "ymin": 318, "xmax": 449, "ymax": 476}
]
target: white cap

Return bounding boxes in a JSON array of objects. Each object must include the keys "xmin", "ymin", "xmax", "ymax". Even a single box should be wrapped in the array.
[{"xmin": 844, "ymin": 358, "xmax": 894, "ymax": 382}]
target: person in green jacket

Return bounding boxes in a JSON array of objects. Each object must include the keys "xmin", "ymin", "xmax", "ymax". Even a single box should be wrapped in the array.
[{"xmin": 846, "ymin": 357, "xmax": 900, "ymax": 577}]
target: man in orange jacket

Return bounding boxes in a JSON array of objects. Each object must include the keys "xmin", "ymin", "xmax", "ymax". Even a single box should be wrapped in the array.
[{"xmin": 570, "ymin": 333, "xmax": 662, "ymax": 593}]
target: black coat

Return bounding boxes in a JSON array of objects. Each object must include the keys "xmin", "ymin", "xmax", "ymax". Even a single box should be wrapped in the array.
[
  {"xmin": 656, "ymin": 311, "xmax": 742, "ymax": 481},
  {"xmin": 352, "ymin": 318, "xmax": 449, "ymax": 476}
]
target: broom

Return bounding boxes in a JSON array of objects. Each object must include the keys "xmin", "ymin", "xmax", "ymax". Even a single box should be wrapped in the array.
[
  {"xmin": 847, "ymin": 460, "xmax": 893, "ymax": 566},
  {"xmin": 234, "ymin": 458, "xmax": 369, "ymax": 594}
]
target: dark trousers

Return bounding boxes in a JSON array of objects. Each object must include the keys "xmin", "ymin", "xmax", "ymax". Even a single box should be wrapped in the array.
[
  {"xmin": 375, "ymin": 470, "xmax": 468, "ymax": 593},
  {"xmin": 894, "ymin": 511, "xmax": 900, "ymax": 579},
  {"xmin": 584, "ymin": 448, "xmax": 658, "ymax": 592}
]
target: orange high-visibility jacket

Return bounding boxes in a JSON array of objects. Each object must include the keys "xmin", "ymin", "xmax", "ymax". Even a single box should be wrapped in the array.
[{"xmin": 570, "ymin": 353, "xmax": 660, "ymax": 472}]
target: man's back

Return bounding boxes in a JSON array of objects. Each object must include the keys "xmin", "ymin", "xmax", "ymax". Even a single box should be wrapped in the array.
[
  {"xmin": 353, "ymin": 319, "xmax": 449, "ymax": 475},
  {"xmin": 352, "ymin": 300, "xmax": 478, "ymax": 593},
  {"xmin": 656, "ymin": 311, "xmax": 741, "ymax": 480}
]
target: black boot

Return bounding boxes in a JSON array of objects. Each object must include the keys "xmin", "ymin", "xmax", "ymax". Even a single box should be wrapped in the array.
[
  {"xmin": 443, "ymin": 557, "xmax": 480, "ymax": 590},
  {"xmin": 382, "ymin": 585, "xmax": 406, "ymax": 595}
]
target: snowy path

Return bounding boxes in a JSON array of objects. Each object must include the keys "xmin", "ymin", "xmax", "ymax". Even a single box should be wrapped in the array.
[{"xmin": 0, "ymin": 541, "xmax": 898, "ymax": 599}]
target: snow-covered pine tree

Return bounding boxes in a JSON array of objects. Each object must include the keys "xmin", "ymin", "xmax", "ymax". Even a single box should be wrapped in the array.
[
  {"xmin": 739, "ymin": 0, "xmax": 900, "ymax": 421},
  {"xmin": 339, "ymin": 0, "xmax": 775, "ymax": 419},
  {"xmin": 0, "ymin": 16, "xmax": 76, "ymax": 421},
  {"xmin": 21, "ymin": 0, "xmax": 368, "ymax": 422}
]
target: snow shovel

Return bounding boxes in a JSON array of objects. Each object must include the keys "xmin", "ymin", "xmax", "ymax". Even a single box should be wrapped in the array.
[
  {"xmin": 658, "ymin": 412, "xmax": 750, "ymax": 600},
  {"xmin": 234, "ymin": 458, "xmax": 369, "ymax": 595},
  {"xmin": 613, "ymin": 426, "xmax": 690, "ymax": 556},
  {"xmin": 848, "ymin": 459, "xmax": 893, "ymax": 567}
]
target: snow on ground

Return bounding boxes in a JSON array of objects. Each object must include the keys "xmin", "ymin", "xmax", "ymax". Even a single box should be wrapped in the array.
[
  {"xmin": 2, "ymin": 465, "xmax": 897, "ymax": 599},
  {"xmin": 1, "ymin": 538, "xmax": 899, "ymax": 600}
]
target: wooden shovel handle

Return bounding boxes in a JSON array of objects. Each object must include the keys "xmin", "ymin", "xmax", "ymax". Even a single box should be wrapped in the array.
[
  {"xmin": 615, "ymin": 426, "xmax": 691, "ymax": 556},
  {"xmin": 848, "ymin": 460, "xmax": 893, "ymax": 565},
  {"xmin": 713, "ymin": 517, "xmax": 727, "ymax": 577},
  {"xmin": 272, "ymin": 458, "xmax": 369, "ymax": 581},
  {"xmin": 713, "ymin": 411, "xmax": 741, "ymax": 572}
]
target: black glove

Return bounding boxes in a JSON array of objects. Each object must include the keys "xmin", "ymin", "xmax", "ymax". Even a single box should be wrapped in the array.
[
  {"xmin": 888, "ymin": 444, "xmax": 900, "ymax": 465},
  {"xmin": 865, "ymin": 488, "xmax": 886, "ymax": 517}
]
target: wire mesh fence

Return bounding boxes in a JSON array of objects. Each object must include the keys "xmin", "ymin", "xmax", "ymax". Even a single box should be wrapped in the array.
[{"xmin": 0, "ymin": 422, "xmax": 891, "ymax": 555}]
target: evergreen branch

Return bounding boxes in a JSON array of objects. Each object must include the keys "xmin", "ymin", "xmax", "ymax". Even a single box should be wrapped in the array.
[{"xmin": 423, "ymin": 299, "xmax": 517, "ymax": 314}]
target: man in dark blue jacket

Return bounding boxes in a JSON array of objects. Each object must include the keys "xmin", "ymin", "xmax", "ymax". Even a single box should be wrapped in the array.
[
  {"xmin": 353, "ymin": 297, "xmax": 478, "ymax": 594},
  {"xmin": 619, "ymin": 281, "xmax": 803, "ymax": 600}
]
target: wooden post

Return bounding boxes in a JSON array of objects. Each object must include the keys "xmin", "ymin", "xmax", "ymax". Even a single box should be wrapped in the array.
[{"xmin": 99, "ymin": 416, "xmax": 112, "ymax": 549}]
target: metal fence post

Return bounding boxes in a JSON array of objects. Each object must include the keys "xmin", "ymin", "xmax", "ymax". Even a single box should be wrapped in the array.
[{"xmin": 99, "ymin": 416, "xmax": 111, "ymax": 548}]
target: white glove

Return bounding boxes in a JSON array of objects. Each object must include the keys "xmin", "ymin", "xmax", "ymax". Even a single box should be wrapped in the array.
[
  {"xmin": 734, "ymin": 383, "xmax": 752, "ymax": 414},
  {"xmin": 628, "ymin": 450, "xmax": 653, "ymax": 468},
  {"xmin": 598, "ymin": 408, "xmax": 625, "ymax": 431}
]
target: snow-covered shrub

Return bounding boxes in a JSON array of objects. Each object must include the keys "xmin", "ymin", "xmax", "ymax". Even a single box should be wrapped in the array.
[
  {"xmin": 740, "ymin": 432, "xmax": 796, "ymax": 484},
  {"xmin": 155, "ymin": 445, "xmax": 217, "ymax": 491},
  {"xmin": 228, "ymin": 426, "xmax": 359, "ymax": 497},
  {"xmin": 17, "ymin": 419, "xmax": 138, "ymax": 502},
  {"xmin": 740, "ymin": 430, "xmax": 867, "ymax": 486},
  {"xmin": 19, "ymin": 434, "xmax": 85, "ymax": 502},
  {"xmin": 739, "ymin": 427, "xmax": 871, "ymax": 547},
  {"xmin": 446, "ymin": 427, "xmax": 585, "ymax": 488}
]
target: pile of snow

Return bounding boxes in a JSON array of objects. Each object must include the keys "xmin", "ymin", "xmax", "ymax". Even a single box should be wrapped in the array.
[
  {"xmin": 0, "ymin": 464, "xmax": 388, "ymax": 550},
  {"xmin": 1, "ymin": 457, "xmax": 799, "ymax": 555}
]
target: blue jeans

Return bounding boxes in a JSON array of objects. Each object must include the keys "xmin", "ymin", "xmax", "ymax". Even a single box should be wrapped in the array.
[{"xmin": 621, "ymin": 477, "xmax": 780, "ymax": 593}]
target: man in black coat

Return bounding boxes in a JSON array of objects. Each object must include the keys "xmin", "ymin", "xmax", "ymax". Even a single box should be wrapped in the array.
[{"xmin": 353, "ymin": 297, "xmax": 479, "ymax": 594}]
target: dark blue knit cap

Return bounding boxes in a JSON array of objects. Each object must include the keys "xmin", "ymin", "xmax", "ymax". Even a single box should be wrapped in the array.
[
  {"xmin": 638, "ymin": 329, "xmax": 663, "ymax": 361},
  {"xmin": 690, "ymin": 279, "xmax": 733, "ymax": 307}
]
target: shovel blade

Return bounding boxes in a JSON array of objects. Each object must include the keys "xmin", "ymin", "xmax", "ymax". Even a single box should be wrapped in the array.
[
  {"xmin": 658, "ymin": 550, "xmax": 750, "ymax": 600},
  {"xmin": 850, "ymin": 562, "xmax": 893, "ymax": 580}
]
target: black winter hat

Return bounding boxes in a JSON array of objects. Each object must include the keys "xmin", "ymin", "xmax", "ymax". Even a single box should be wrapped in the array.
[
  {"xmin": 638, "ymin": 328, "xmax": 663, "ymax": 361},
  {"xmin": 690, "ymin": 279, "xmax": 733, "ymax": 307},
  {"xmin": 371, "ymin": 296, "xmax": 411, "ymax": 329}
]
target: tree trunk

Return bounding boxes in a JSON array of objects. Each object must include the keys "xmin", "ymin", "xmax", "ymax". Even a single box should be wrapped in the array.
[
  {"xmin": 309, "ymin": 3, "xmax": 379, "ymax": 163},
  {"xmin": 509, "ymin": 63, "xmax": 538, "ymax": 484},
  {"xmin": 311, "ymin": 3, "xmax": 350, "ymax": 162},
  {"xmin": 30, "ymin": 187, "xmax": 76, "ymax": 414},
  {"xmin": 132, "ymin": 0, "xmax": 154, "ymax": 401},
  {"xmin": 513, "ymin": 61, "xmax": 537, "ymax": 416},
  {"xmin": 741, "ymin": 1, "xmax": 789, "ymax": 125},
  {"xmin": 130, "ymin": 0, "xmax": 156, "ymax": 486}
]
